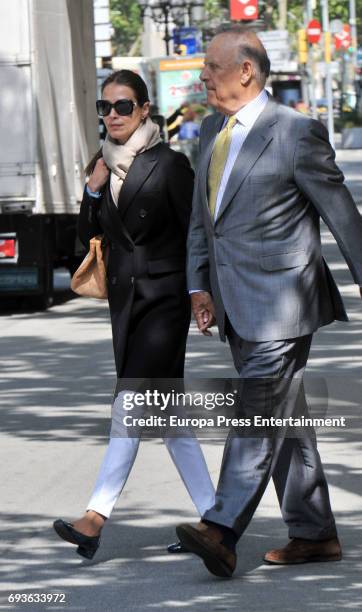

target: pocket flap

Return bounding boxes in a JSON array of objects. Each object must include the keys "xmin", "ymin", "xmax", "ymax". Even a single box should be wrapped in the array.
[
  {"xmin": 148, "ymin": 257, "xmax": 185, "ymax": 275},
  {"xmin": 260, "ymin": 250, "xmax": 309, "ymax": 271}
]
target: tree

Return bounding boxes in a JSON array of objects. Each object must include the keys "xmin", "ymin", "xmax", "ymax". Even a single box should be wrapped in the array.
[{"xmin": 110, "ymin": 0, "xmax": 142, "ymax": 56}]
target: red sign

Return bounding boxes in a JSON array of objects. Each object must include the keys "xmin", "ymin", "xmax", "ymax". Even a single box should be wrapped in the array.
[
  {"xmin": 334, "ymin": 25, "xmax": 351, "ymax": 50},
  {"xmin": 230, "ymin": 0, "xmax": 258, "ymax": 21},
  {"xmin": 307, "ymin": 20, "xmax": 322, "ymax": 44}
]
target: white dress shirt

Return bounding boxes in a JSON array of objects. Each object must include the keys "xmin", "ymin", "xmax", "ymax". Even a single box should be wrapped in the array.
[
  {"xmin": 213, "ymin": 88, "xmax": 268, "ymax": 219},
  {"xmin": 190, "ymin": 89, "xmax": 268, "ymax": 293}
]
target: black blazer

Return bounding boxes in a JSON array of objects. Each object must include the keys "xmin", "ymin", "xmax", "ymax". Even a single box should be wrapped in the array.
[{"xmin": 78, "ymin": 143, "xmax": 194, "ymax": 376}]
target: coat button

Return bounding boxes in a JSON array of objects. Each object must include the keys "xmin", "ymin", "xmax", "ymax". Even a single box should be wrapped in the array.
[
  {"xmin": 111, "ymin": 276, "xmax": 117, "ymax": 285},
  {"xmin": 139, "ymin": 209, "xmax": 147, "ymax": 218},
  {"xmin": 111, "ymin": 243, "xmax": 115, "ymax": 250},
  {"xmin": 130, "ymin": 276, "xmax": 135, "ymax": 285}
]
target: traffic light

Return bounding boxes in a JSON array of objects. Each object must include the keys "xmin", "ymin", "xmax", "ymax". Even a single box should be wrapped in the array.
[
  {"xmin": 324, "ymin": 31, "xmax": 331, "ymax": 63},
  {"xmin": 298, "ymin": 29, "xmax": 308, "ymax": 64}
]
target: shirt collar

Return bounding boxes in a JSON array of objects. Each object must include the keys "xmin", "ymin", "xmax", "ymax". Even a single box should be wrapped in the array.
[{"xmin": 233, "ymin": 89, "xmax": 269, "ymax": 127}]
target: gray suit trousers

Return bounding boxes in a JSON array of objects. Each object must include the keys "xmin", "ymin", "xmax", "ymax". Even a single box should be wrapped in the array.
[{"xmin": 203, "ymin": 321, "xmax": 337, "ymax": 541}]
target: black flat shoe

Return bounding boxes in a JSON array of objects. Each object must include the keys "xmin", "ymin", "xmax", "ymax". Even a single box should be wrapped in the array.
[
  {"xmin": 53, "ymin": 519, "xmax": 100, "ymax": 559},
  {"xmin": 167, "ymin": 541, "xmax": 189, "ymax": 554}
]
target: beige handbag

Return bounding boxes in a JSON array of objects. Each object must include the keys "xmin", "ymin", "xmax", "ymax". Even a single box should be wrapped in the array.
[{"xmin": 71, "ymin": 235, "xmax": 109, "ymax": 299}]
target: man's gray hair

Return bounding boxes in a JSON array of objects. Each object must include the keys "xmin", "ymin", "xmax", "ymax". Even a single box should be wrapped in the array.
[{"xmin": 215, "ymin": 24, "xmax": 271, "ymax": 86}]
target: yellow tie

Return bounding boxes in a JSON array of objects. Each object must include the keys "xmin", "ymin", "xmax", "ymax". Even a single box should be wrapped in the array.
[{"xmin": 208, "ymin": 115, "xmax": 238, "ymax": 217}]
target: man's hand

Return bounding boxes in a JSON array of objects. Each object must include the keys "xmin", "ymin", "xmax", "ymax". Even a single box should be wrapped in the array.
[{"xmin": 191, "ymin": 291, "xmax": 216, "ymax": 336}]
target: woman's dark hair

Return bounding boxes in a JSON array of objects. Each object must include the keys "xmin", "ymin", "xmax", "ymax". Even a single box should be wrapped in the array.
[
  {"xmin": 85, "ymin": 70, "xmax": 150, "ymax": 176},
  {"xmin": 101, "ymin": 70, "xmax": 149, "ymax": 105}
]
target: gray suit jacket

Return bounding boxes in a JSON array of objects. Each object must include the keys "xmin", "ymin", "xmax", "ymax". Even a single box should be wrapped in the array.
[{"xmin": 187, "ymin": 96, "xmax": 362, "ymax": 342}]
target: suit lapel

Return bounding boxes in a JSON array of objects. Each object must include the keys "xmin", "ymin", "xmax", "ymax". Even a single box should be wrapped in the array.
[
  {"xmin": 102, "ymin": 144, "xmax": 160, "ymax": 249},
  {"xmin": 215, "ymin": 98, "xmax": 278, "ymax": 223},
  {"xmin": 102, "ymin": 185, "xmax": 134, "ymax": 250},
  {"xmin": 117, "ymin": 145, "xmax": 160, "ymax": 218}
]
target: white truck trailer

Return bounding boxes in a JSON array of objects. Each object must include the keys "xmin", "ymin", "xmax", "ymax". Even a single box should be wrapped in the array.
[{"xmin": 0, "ymin": 0, "xmax": 99, "ymax": 307}]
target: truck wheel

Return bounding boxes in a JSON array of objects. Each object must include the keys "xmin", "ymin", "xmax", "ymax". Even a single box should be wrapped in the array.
[{"xmin": 29, "ymin": 292, "xmax": 54, "ymax": 310}]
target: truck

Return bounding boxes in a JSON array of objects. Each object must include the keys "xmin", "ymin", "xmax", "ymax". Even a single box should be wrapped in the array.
[{"xmin": 0, "ymin": 0, "xmax": 99, "ymax": 308}]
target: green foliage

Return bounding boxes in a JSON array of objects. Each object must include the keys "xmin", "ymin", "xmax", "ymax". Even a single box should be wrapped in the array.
[
  {"xmin": 204, "ymin": 0, "xmax": 362, "ymax": 48},
  {"xmin": 203, "ymin": 0, "xmax": 224, "ymax": 21},
  {"xmin": 110, "ymin": 0, "xmax": 142, "ymax": 56},
  {"xmin": 278, "ymin": 0, "xmax": 362, "ymax": 46},
  {"xmin": 319, "ymin": 0, "xmax": 362, "ymax": 44},
  {"xmin": 109, "ymin": 0, "xmax": 362, "ymax": 57}
]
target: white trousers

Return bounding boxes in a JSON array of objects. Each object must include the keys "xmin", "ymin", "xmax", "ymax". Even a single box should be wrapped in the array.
[{"xmin": 86, "ymin": 391, "xmax": 215, "ymax": 518}]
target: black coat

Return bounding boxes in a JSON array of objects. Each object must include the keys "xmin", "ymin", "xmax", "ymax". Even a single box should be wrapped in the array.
[{"xmin": 78, "ymin": 143, "xmax": 193, "ymax": 378}]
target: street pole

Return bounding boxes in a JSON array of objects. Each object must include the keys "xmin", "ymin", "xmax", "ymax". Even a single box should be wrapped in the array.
[
  {"xmin": 163, "ymin": 4, "xmax": 170, "ymax": 55},
  {"xmin": 349, "ymin": 0, "xmax": 358, "ymax": 91},
  {"xmin": 306, "ymin": 0, "xmax": 317, "ymax": 119},
  {"xmin": 278, "ymin": 0, "xmax": 287, "ymax": 30},
  {"xmin": 320, "ymin": 0, "xmax": 334, "ymax": 147}
]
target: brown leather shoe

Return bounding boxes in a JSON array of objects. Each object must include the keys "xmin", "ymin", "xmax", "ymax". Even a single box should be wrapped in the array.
[
  {"xmin": 176, "ymin": 521, "xmax": 236, "ymax": 578},
  {"xmin": 264, "ymin": 537, "xmax": 342, "ymax": 565}
]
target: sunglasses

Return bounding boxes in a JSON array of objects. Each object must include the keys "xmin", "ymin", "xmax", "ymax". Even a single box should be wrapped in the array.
[{"xmin": 96, "ymin": 98, "xmax": 137, "ymax": 117}]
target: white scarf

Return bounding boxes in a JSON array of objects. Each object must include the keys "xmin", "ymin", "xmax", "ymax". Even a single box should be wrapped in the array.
[{"xmin": 102, "ymin": 118, "xmax": 161, "ymax": 205}]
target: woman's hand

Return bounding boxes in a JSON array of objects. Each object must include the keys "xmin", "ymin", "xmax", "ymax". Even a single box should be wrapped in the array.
[{"xmin": 87, "ymin": 158, "xmax": 110, "ymax": 193}]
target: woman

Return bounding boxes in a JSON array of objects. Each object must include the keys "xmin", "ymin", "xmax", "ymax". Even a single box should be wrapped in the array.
[{"xmin": 53, "ymin": 70, "xmax": 214, "ymax": 559}]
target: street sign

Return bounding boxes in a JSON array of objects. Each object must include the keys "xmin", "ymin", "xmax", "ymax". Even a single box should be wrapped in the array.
[
  {"xmin": 307, "ymin": 20, "xmax": 322, "ymax": 44},
  {"xmin": 230, "ymin": 0, "xmax": 258, "ymax": 21},
  {"xmin": 258, "ymin": 30, "xmax": 289, "ymax": 50},
  {"xmin": 259, "ymin": 30, "xmax": 290, "ymax": 66},
  {"xmin": 269, "ymin": 60, "xmax": 298, "ymax": 73},
  {"xmin": 258, "ymin": 30, "xmax": 289, "ymax": 41},
  {"xmin": 173, "ymin": 27, "xmax": 202, "ymax": 56},
  {"xmin": 334, "ymin": 25, "xmax": 351, "ymax": 51}
]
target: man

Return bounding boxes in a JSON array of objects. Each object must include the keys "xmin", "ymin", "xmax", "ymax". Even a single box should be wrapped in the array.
[{"xmin": 176, "ymin": 26, "xmax": 362, "ymax": 578}]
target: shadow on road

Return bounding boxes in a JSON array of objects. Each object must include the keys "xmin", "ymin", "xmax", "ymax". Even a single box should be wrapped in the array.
[{"xmin": 0, "ymin": 511, "xmax": 361, "ymax": 611}]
